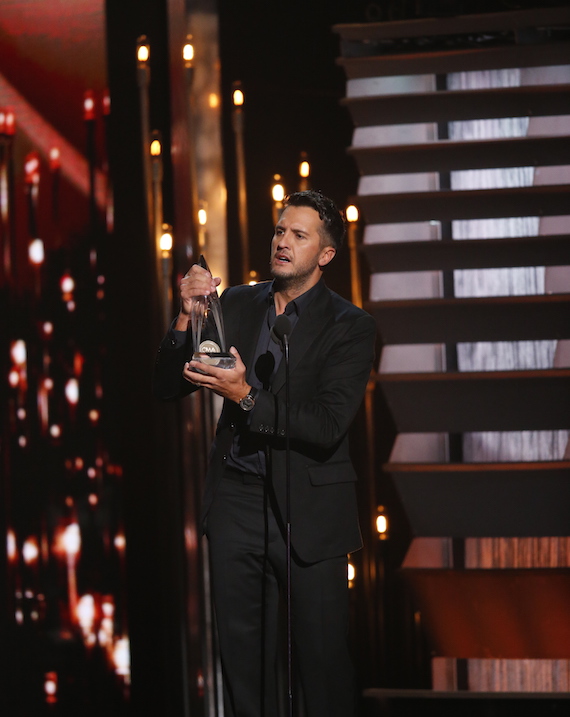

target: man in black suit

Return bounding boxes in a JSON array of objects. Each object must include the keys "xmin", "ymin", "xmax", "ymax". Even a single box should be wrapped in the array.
[{"xmin": 154, "ymin": 190, "xmax": 376, "ymax": 717}]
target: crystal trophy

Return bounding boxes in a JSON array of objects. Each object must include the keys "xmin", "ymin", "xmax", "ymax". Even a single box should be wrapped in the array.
[{"xmin": 190, "ymin": 255, "xmax": 236, "ymax": 371}]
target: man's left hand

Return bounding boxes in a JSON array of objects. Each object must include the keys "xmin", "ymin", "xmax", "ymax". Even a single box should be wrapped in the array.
[{"xmin": 183, "ymin": 346, "xmax": 251, "ymax": 404}]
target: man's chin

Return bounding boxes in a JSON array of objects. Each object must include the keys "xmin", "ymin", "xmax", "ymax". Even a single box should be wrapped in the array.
[{"xmin": 270, "ymin": 263, "xmax": 292, "ymax": 280}]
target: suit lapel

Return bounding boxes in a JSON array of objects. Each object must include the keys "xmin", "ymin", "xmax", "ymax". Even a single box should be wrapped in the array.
[
  {"xmin": 271, "ymin": 281, "xmax": 333, "ymax": 395},
  {"xmin": 233, "ymin": 283, "xmax": 272, "ymax": 380}
]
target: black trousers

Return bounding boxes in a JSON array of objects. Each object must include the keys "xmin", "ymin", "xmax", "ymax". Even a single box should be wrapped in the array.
[{"xmin": 206, "ymin": 470, "xmax": 355, "ymax": 717}]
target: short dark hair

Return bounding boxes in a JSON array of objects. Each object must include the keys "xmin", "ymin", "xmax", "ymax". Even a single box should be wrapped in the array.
[{"xmin": 283, "ymin": 190, "xmax": 345, "ymax": 251}]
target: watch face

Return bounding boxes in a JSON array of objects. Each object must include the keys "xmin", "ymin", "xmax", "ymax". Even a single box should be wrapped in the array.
[{"xmin": 239, "ymin": 395, "xmax": 255, "ymax": 411}]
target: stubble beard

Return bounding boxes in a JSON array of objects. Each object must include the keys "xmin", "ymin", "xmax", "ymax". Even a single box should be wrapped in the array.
[{"xmin": 270, "ymin": 259, "xmax": 319, "ymax": 294}]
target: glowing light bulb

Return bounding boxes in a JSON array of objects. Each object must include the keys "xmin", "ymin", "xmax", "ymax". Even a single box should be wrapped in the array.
[
  {"xmin": 376, "ymin": 506, "xmax": 389, "ymax": 540},
  {"xmin": 113, "ymin": 638, "xmax": 131, "ymax": 677},
  {"xmin": 346, "ymin": 205, "xmax": 359, "ymax": 223},
  {"xmin": 29, "ymin": 238, "xmax": 45, "ymax": 265},
  {"xmin": 22, "ymin": 538, "xmax": 39, "ymax": 564},
  {"xmin": 183, "ymin": 41, "xmax": 194, "ymax": 63},
  {"xmin": 65, "ymin": 378, "xmax": 79, "ymax": 405},
  {"xmin": 7, "ymin": 530, "xmax": 17, "ymax": 561},
  {"xmin": 62, "ymin": 523, "xmax": 81, "ymax": 556},
  {"xmin": 137, "ymin": 38, "xmax": 149, "ymax": 63},
  {"xmin": 272, "ymin": 176, "xmax": 285, "ymax": 203},
  {"xmin": 11, "ymin": 340, "xmax": 26, "ymax": 366},
  {"xmin": 160, "ymin": 230, "xmax": 173, "ymax": 252},
  {"xmin": 60, "ymin": 274, "xmax": 75, "ymax": 294}
]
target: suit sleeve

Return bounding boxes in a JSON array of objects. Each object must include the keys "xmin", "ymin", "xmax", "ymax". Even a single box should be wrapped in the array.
[
  {"xmin": 152, "ymin": 328, "xmax": 198, "ymax": 401},
  {"xmin": 249, "ymin": 311, "xmax": 376, "ymax": 450}
]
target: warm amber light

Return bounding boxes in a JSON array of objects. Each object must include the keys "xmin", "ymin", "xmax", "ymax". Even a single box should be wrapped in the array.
[
  {"xmin": 160, "ymin": 230, "xmax": 173, "ymax": 252},
  {"xmin": 150, "ymin": 139, "xmax": 161, "ymax": 156},
  {"xmin": 346, "ymin": 205, "xmax": 359, "ymax": 223},
  {"xmin": 376, "ymin": 505, "xmax": 389, "ymax": 539},
  {"xmin": 208, "ymin": 93, "xmax": 219, "ymax": 108},
  {"xmin": 137, "ymin": 38, "xmax": 149, "ymax": 63},
  {"xmin": 183, "ymin": 42, "xmax": 194, "ymax": 63},
  {"xmin": 272, "ymin": 175, "xmax": 285, "ymax": 203},
  {"xmin": 299, "ymin": 160, "xmax": 310, "ymax": 178},
  {"xmin": 233, "ymin": 89, "xmax": 244, "ymax": 107},
  {"xmin": 198, "ymin": 208, "xmax": 207, "ymax": 226}
]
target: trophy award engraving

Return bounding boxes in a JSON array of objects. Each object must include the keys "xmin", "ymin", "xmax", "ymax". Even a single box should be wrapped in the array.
[{"xmin": 190, "ymin": 255, "xmax": 236, "ymax": 371}]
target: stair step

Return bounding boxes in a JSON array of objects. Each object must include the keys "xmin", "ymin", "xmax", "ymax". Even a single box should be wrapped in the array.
[
  {"xmin": 363, "ymin": 235, "xmax": 570, "ymax": 273},
  {"xmin": 342, "ymin": 84, "xmax": 570, "ymax": 127},
  {"xmin": 349, "ymin": 136, "xmax": 570, "ymax": 176},
  {"xmin": 338, "ymin": 41, "xmax": 570, "ymax": 79},
  {"xmin": 334, "ymin": 6, "xmax": 570, "ymax": 42},
  {"xmin": 366, "ymin": 294, "xmax": 570, "ymax": 344},
  {"xmin": 386, "ymin": 461, "xmax": 570, "ymax": 537},
  {"xmin": 362, "ymin": 688, "xmax": 570, "ymax": 717},
  {"xmin": 378, "ymin": 369, "xmax": 570, "ymax": 432},
  {"xmin": 355, "ymin": 184, "xmax": 570, "ymax": 224},
  {"xmin": 402, "ymin": 568, "xmax": 570, "ymax": 659}
]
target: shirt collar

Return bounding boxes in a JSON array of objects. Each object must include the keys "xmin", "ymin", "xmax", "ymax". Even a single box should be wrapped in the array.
[{"xmin": 268, "ymin": 277, "xmax": 324, "ymax": 317}]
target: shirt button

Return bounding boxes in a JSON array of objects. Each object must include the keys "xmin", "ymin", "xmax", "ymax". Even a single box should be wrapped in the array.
[
  {"xmin": 222, "ymin": 455, "xmax": 227, "ymax": 462},
  {"xmin": 229, "ymin": 423, "xmax": 236, "ymax": 430}
]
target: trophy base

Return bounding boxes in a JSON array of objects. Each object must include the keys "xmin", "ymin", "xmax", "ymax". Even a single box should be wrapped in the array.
[{"xmin": 192, "ymin": 352, "xmax": 236, "ymax": 372}]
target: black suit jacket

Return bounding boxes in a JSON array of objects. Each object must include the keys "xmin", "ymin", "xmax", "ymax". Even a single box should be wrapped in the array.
[{"xmin": 154, "ymin": 279, "xmax": 376, "ymax": 564}]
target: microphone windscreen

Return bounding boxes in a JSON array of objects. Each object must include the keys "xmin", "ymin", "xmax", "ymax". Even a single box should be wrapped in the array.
[{"xmin": 273, "ymin": 314, "xmax": 292, "ymax": 341}]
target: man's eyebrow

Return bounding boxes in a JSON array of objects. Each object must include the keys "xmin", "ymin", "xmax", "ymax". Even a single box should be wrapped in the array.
[{"xmin": 275, "ymin": 222, "xmax": 308, "ymax": 235}]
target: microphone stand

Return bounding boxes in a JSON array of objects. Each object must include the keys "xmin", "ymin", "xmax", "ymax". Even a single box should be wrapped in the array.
[
  {"xmin": 272, "ymin": 313, "xmax": 293, "ymax": 716},
  {"xmin": 283, "ymin": 328, "xmax": 293, "ymax": 717}
]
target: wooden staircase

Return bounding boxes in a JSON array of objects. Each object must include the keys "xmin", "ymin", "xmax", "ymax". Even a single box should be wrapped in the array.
[{"xmin": 335, "ymin": 3, "xmax": 570, "ymax": 706}]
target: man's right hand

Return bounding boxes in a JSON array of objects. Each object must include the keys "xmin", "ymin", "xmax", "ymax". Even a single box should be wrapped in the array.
[{"xmin": 175, "ymin": 264, "xmax": 222, "ymax": 331}]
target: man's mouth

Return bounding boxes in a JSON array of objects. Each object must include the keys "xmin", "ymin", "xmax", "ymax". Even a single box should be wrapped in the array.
[{"xmin": 275, "ymin": 254, "xmax": 291, "ymax": 264}]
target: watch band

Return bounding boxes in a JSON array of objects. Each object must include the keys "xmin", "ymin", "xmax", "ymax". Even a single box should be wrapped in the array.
[{"xmin": 239, "ymin": 387, "xmax": 258, "ymax": 412}]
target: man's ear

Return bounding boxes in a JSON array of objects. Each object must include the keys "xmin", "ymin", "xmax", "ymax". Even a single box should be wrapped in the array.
[{"xmin": 318, "ymin": 246, "xmax": 336, "ymax": 268}]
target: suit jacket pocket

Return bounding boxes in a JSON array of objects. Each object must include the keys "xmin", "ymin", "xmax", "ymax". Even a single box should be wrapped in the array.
[{"xmin": 307, "ymin": 461, "xmax": 357, "ymax": 486}]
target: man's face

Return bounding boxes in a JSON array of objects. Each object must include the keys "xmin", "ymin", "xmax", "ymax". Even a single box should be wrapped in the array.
[{"xmin": 269, "ymin": 205, "xmax": 335, "ymax": 288}]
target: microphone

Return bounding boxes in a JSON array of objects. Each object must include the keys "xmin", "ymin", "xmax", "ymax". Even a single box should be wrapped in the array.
[{"xmin": 270, "ymin": 314, "xmax": 291, "ymax": 347}]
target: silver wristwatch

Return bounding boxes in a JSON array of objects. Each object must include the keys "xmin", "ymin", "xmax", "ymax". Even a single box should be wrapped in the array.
[{"xmin": 239, "ymin": 389, "xmax": 257, "ymax": 412}]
